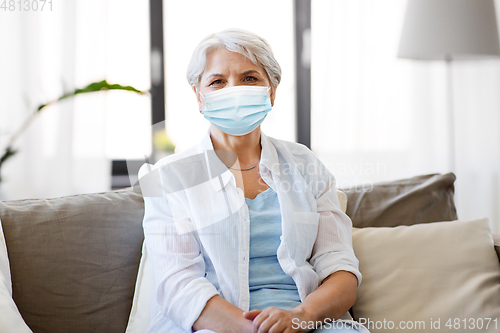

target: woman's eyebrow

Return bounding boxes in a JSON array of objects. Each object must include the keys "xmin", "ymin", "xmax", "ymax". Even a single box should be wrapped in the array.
[
  {"xmin": 206, "ymin": 73, "xmax": 225, "ymax": 81},
  {"xmin": 241, "ymin": 70, "xmax": 263, "ymax": 76}
]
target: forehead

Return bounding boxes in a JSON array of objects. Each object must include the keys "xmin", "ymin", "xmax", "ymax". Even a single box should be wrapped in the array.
[{"xmin": 203, "ymin": 48, "xmax": 264, "ymax": 76}]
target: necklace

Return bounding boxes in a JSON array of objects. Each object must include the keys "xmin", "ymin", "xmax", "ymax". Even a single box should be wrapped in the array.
[{"xmin": 225, "ymin": 161, "xmax": 258, "ymax": 171}]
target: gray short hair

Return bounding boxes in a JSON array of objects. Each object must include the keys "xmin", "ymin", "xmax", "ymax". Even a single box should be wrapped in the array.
[{"xmin": 186, "ymin": 28, "xmax": 282, "ymax": 88}]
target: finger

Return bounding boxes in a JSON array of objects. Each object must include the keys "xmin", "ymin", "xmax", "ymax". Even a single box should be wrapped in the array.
[
  {"xmin": 252, "ymin": 311, "xmax": 269, "ymax": 333},
  {"xmin": 269, "ymin": 319, "xmax": 287, "ymax": 333},
  {"xmin": 258, "ymin": 315, "xmax": 280, "ymax": 333},
  {"xmin": 243, "ymin": 309, "xmax": 262, "ymax": 321}
]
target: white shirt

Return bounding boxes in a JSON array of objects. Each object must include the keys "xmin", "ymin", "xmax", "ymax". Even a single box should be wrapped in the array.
[{"xmin": 138, "ymin": 127, "xmax": 362, "ymax": 333}]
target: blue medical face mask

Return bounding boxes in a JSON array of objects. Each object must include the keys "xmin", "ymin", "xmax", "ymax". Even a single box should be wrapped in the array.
[{"xmin": 201, "ymin": 85, "xmax": 272, "ymax": 136}]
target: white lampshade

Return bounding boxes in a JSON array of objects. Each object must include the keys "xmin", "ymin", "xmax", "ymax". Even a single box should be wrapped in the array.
[{"xmin": 398, "ymin": 0, "xmax": 500, "ymax": 60}]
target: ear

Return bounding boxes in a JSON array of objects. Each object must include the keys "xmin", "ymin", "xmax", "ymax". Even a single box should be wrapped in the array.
[
  {"xmin": 269, "ymin": 86, "xmax": 276, "ymax": 107},
  {"xmin": 193, "ymin": 85, "xmax": 204, "ymax": 114}
]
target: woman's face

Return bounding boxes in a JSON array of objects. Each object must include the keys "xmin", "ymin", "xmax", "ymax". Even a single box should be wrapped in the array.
[{"xmin": 194, "ymin": 48, "xmax": 276, "ymax": 112}]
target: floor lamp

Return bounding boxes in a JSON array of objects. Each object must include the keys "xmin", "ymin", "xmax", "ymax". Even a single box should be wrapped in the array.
[{"xmin": 397, "ymin": 0, "xmax": 500, "ymax": 173}]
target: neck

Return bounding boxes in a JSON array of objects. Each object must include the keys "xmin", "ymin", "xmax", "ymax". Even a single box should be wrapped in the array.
[{"xmin": 210, "ymin": 125, "xmax": 262, "ymax": 168}]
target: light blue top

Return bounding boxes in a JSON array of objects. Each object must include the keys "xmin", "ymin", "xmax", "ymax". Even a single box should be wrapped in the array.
[{"xmin": 245, "ymin": 186, "xmax": 301, "ymax": 311}]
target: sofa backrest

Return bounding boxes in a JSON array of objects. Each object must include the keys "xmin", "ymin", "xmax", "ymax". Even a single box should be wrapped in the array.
[
  {"xmin": 0, "ymin": 173, "xmax": 498, "ymax": 332},
  {"xmin": 0, "ymin": 186, "xmax": 145, "ymax": 333}
]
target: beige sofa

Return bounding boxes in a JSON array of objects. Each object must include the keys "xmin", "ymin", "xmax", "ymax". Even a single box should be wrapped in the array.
[{"xmin": 0, "ymin": 173, "xmax": 499, "ymax": 333}]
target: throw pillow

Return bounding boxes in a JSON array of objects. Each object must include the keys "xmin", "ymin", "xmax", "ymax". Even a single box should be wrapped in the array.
[
  {"xmin": 0, "ymin": 188, "xmax": 145, "ymax": 333},
  {"xmin": 0, "ymin": 218, "xmax": 32, "ymax": 333},
  {"xmin": 341, "ymin": 173, "xmax": 457, "ymax": 228},
  {"xmin": 351, "ymin": 218, "xmax": 500, "ymax": 333},
  {"xmin": 125, "ymin": 241, "xmax": 154, "ymax": 333}
]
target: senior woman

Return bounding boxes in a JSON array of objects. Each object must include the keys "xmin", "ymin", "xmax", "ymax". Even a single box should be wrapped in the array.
[{"xmin": 139, "ymin": 29, "xmax": 370, "ymax": 333}]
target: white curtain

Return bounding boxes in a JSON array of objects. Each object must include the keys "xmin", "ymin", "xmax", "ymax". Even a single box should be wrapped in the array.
[
  {"xmin": 0, "ymin": 0, "xmax": 110, "ymax": 200},
  {"xmin": 312, "ymin": 0, "xmax": 500, "ymax": 233},
  {"xmin": 0, "ymin": 0, "xmax": 150, "ymax": 200}
]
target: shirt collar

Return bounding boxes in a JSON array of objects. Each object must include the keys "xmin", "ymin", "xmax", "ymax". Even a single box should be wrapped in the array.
[{"xmin": 199, "ymin": 126, "xmax": 281, "ymax": 192}]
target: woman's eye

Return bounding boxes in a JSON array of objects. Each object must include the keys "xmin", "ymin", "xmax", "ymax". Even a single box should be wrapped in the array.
[
  {"xmin": 209, "ymin": 79, "xmax": 222, "ymax": 86},
  {"xmin": 244, "ymin": 76, "xmax": 257, "ymax": 82}
]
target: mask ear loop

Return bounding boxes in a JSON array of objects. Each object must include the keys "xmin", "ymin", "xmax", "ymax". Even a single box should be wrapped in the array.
[{"xmin": 266, "ymin": 86, "xmax": 273, "ymax": 107}]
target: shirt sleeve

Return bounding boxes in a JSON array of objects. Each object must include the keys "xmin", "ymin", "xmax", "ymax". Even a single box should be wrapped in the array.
[
  {"xmin": 307, "ymin": 155, "xmax": 362, "ymax": 287},
  {"xmin": 139, "ymin": 162, "xmax": 220, "ymax": 333}
]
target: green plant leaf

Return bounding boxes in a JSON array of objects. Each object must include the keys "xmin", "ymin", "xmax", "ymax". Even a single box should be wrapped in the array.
[
  {"xmin": 0, "ymin": 147, "xmax": 17, "ymax": 165},
  {"xmin": 37, "ymin": 80, "xmax": 148, "ymax": 112},
  {"xmin": 0, "ymin": 147, "xmax": 17, "ymax": 182}
]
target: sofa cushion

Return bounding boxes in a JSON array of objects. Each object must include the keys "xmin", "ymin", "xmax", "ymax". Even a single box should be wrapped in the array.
[
  {"xmin": 351, "ymin": 218, "xmax": 500, "ymax": 332},
  {"xmin": 341, "ymin": 173, "xmax": 457, "ymax": 228},
  {"xmin": 0, "ymin": 186, "xmax": 145, "ymax": 333}
]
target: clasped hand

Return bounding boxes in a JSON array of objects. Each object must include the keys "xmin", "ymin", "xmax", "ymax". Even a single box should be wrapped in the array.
[{"xmin": 242, "ymin": 307, "xmax": 311, "ymax": 333}]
